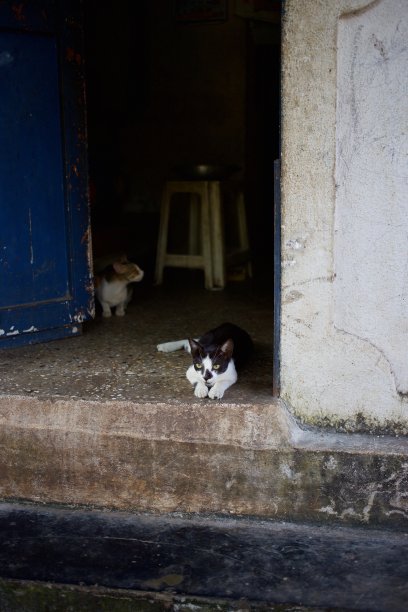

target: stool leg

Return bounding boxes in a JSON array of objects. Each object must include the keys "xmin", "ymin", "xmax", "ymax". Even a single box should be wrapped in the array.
[
  {"xmin": 237, "ymin": 191, "xmax": 249, "ymax": 250},
  {"xmin": 154, "ymin": 185, "xmax": 171, "ymax": 285},
  {"xmin": 237, "ymin": 191, "xmax": 252, "ymax": 278},
  {"xmin": 188, "ymin": 193, "xmax": 200, "ymax": 255},
  {"xmin": 209, "ymin": 181, "xmax": 226, "ymax": 289},
  {"xmin": 200, "ymin": 184, "xmax": 214, "ymax": 290}
]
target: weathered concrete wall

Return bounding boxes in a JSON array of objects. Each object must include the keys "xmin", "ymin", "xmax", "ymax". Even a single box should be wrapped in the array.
[
  {"xmin": 1, "ymin": 396, "xmax": 408, "ymax": 529},
  {"xmin": 281, "ymin": 0, "xmax": 408, "ymax": 432}
]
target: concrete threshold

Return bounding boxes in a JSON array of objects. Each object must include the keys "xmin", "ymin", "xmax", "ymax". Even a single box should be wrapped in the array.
[
  {"xmin": 1, "ymin": 393, "xmax": 408, "ymax": 530},
  {"xmin": 1, "ymin": 286, "xmax": 407, "ymax": 529}
]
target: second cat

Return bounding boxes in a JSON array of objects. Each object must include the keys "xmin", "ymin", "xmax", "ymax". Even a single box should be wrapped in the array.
[{"xmin": 94, "ymin": 256, "xmax": 144, "ymax": 317}]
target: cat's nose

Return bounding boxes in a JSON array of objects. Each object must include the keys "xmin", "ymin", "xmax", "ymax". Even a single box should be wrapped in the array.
[{"xmin": 203, "ymin": 370, "xmax": 212, "ymax": 381}]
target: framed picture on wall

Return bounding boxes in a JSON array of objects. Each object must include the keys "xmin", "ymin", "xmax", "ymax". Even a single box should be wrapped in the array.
[{"xmin": 174, "ymin": 1, "xmax": 228, "ymax": 23}]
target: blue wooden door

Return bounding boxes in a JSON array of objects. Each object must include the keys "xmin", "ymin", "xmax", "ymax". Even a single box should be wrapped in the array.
[{"xmin": 0, "ymin": 1, "xmax": 93, "ymax": 347}]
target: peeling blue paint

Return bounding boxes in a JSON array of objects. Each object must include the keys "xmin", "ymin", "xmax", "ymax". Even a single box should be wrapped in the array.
[{"xmin": 0, "ymin": 1, "xmax": 93, "ymax": 349}]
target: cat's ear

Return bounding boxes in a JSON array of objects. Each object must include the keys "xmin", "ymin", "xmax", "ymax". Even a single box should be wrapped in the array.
[
  {"xmin": 113, "ymin": 261, "xmax": 127, "ymax": 274},
  {"xmin": 220, "ymin": 339, "xmax": 234, "ymax": 359},
  {"xmin": 189, "ymin": 338, "xmax": 202, "ymax": 357}
]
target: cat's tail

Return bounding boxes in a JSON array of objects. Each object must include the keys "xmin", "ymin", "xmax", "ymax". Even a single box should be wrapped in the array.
[{"xmin": 157, "ymin": 339, "xmax": 191, "ymax": 353}]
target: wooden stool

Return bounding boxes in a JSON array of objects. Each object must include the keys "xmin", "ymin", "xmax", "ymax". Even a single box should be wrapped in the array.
[{"xmin": 155, "ymin": 180, "xmax": 250, "ymax": 290}]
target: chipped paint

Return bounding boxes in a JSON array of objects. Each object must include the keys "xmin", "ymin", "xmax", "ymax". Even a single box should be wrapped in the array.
[
  {"xmin": 286, "ymin": 238, "xmax": 306, "ymax": 250},
  {"xmin": 81, "ymin": 227, "xmax": 90, "ymax": 245},
  {"xmin": 6, "ymin": 327, "xmax": 19, "ymax": 336},
  {"xmin": 72, "ymin": 312, "xmax": 85, "ymax": 323},
  {"xmin": 22, "ymin": 326, "xmax": 38, "ymax": 333}
]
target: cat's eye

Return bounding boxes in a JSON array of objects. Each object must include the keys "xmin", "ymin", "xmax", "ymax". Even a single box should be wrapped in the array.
[
  {"xmin": 213, "ymin": 364, "xmax": 220, "ymax": 370},
  {"xmin": 195, "ymin": 363, "xmax": 203, "ymax": 369}
]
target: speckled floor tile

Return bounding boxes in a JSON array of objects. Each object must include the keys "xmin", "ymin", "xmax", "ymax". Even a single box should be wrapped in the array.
[{"xmin": 0, "ymin": 285, "xmax": 274, "ymax": 404}]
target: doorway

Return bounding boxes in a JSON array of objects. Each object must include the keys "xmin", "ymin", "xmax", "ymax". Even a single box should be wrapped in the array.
[
  {"xmin": 84, "ymin": 1, "xmax": 280, "ymax": 279},
  {"xmin": 0, "ymin": 0, "xmax": 281, "ymax": 406},
  {"xmin": 79, "ymin": 0, "xmax": 281, "ymax": 402}
]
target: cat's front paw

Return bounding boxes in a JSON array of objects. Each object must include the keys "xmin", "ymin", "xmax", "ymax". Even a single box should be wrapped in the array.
[
  {"xmin": 194, "ymin": 383, "xmax": 208, "ymax": 398},
  {"xmin": 102, "ymin": 310, "xmax": 112, "ymax": 318},
  {"xmin": 115, "ymin": 308, "xmax": 125, "ymax": 317},
  {"xmin": 208, "ymin": 385, "xmax": 225, "ymax": 400}
]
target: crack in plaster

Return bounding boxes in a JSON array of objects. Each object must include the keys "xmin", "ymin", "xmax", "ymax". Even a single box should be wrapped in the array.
[
  {"xmin": 282, "ymin": 275, "xmax": 334, "ymax": 290},
  {"xmin": 333, "ymin": 322, "xmax": 408, "ymax": 397}
]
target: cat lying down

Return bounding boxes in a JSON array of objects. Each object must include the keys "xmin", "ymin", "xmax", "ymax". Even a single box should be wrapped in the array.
[
  {"xmin": 157, "ymin": 322, "xmax": 253, "ymax": 399},
  {"xmin": 94, "ymin": 255, "xmax": 144, "ymax": 317}
]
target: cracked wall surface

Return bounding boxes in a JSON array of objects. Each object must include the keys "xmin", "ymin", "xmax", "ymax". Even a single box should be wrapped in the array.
[{"xmin": 281, "ymin": 0, "xmax": 408, "ymax": 431}]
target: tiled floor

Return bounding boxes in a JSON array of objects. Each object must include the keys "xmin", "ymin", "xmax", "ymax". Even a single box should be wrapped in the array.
[{"xmin": 0, "ymin": 281, "xmax": 275, "ymax": 405}]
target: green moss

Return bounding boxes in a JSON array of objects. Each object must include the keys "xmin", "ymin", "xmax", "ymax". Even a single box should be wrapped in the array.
[
  {"xmin": 293, "ymin": 410, "xmax": 408, "ymax": 437},
  {"xmin": 0, "ymin": 578, "xmax": 331, "ymax": 611},
  {"xmin": 0, "ymin": 579, "xmax": 164, "ymax": 611}
]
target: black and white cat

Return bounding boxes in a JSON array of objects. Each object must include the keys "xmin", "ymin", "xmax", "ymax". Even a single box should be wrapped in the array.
[{"xmin": 157, "ymin": 323, "xmax": 253, "ymax": 399}]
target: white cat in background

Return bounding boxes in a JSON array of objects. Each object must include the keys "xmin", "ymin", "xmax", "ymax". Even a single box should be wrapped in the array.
[{"xmin": 94, "ymin": 255, "xmax": 144, "ymax": 317}]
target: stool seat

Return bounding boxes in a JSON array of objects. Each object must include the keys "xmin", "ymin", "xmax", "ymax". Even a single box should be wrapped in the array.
[{"xmin": 155, "ymin": 180, "xmax": 250, "ymax": 290}]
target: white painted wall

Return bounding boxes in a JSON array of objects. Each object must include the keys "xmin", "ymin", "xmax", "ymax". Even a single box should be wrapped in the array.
[{"xmin": 281, "ymin": 0, "xmax": 408, "ymax": 432}]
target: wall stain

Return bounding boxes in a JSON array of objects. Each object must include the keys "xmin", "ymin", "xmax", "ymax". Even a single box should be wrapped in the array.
[
  {"xmin": 284, "ymin": 290, "xmax": 303, "ymax": 304},
  {"xmin": 143, "ymin": 574, "xmax": 184, "ymax": 589}
]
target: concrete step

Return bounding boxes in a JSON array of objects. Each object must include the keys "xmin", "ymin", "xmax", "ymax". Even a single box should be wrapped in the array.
[
  {"xmin": 0, "ymin": 503, "xmax": 407, "ymax": 611},
  {"xmin": 2, "ymin": 396, "xmax": 408, "ymax": 531}
]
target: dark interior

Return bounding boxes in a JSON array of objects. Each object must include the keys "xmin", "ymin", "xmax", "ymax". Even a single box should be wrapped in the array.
[{"xmin": 83, "ymin": 0, "xmax": 281, "ymax": 291}]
